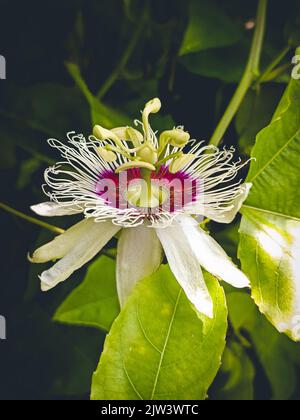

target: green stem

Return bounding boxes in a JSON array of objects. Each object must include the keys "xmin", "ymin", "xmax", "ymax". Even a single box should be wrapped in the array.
[
  {"xmin": 140, "ymin": 168, "xmax": 152, "ymax": 203},
  {"xmin": 209, "ymin": 0, "xmax": 268, "ymax": 147},
  {"xmin": 96, "ymin": 4, "xmax": 148, "ymax": 100},
  {"xmin": 19, "ymin": 145, "xmax": 55, "ymax": 165},
  {"xmin": 260, "ymin": 62, "xmax": 291, "ymax": 83},
  {"xmin": 254, "ymin": 45, "xmax": 291, "ymax": 86},
  {"xmin": 0, "ymin": 202, "xmax": 65, "ymax": 235},
  {"xmin": 105, "ymin": 144, "xmax": 132, "ymax": 159},
  {"xmin": 156, "ymin": 151, "xmax": 183, "ymax": 167}
]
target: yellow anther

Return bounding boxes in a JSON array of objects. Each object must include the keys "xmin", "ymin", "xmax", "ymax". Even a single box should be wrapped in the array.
[
  {"xmin": 169, "ymin": 154, "xmax": 195, "ymax": 174},
  {"xmin": 97, "ymin": 147, "xmax": 117, "ymax": 162},
  {"xmin": 111, "ymin": 127, "xmax": 143, "ymax": 148},
  {"xmin": 159, "ymin": 128, "xmax": 190, "ymax": 149},
  {"xmin": 125, "ymin": 127, "xmax": 144, "ymax": 147},
  {"xmin": 93, "ymin": 125, "xmax": 126, "ymax": 151},
  {"xmin": 93, "ymin": 125, "xmax": 119, "ymax": 142}
]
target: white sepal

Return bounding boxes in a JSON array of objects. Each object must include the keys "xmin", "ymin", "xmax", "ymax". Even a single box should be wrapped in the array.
[
  {"xmin": 39, "ymin": 220, "xmax": 120, "ymax": 291},
  {"xmin": 177, "ymin": 215, "xmax": 250, "ymax": 288},
  {"xmin": 31, "ymin": 202, "xmax": 83, "ymax": 217},
  {"xmin": 116, "ymin": 225, "xmax": 162, "ymax": 306},
  {"xmin": 156, "ymin": 222, "xmax": 213, "ymax": 318}
]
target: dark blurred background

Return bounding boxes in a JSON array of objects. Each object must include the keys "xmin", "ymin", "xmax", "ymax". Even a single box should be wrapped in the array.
[{"xmin": 0, "ymin": 0, "xmax": 300, "ymax": 400}]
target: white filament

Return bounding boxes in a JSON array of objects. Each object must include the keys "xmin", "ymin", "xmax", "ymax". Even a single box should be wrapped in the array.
[{"xmin": 41, "ymin": 131, "xmax": 249, "ymax": 228}]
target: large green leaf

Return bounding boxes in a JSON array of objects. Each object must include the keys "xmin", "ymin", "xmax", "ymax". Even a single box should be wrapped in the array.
[
  {"xmin": 54, "ymin": 256, "xmax": 120, "ymax": 331},
  {"xmin": 180, "ymin": 0, "xmax": 242, "ymax": 56},
  {"xmin": 239, "ymin": 77, "xmax": 300, "ymax": 340},
  {"xmin": 228, "ymin": 292, "xmax": 300, "ymax": 400},
  {"xmin": 91, "ymin": 265, "xmax": 227, "ymax": 400}
]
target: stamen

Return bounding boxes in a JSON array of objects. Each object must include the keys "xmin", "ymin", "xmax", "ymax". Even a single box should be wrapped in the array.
[
  {"xmin": 41, "ymin": 102, "xmax": 250, "ymax": 229},
  {"xmin": 125, "ymin": 127, "xmax": 143, "ymax": 148},
  {"xmin": 159, "ymin": 128, "xmax": 190, "ymax": 153},
  {"xmin": 93, "ymin": 125, "xmax": 130, "ymax": 152},
  {"xmin": 97, "ymin": 147, "xmax": 117, "ymax": 162},
  {"xmin": 111, "ymin": 127, "xmax": 143, "ymax": 148}
]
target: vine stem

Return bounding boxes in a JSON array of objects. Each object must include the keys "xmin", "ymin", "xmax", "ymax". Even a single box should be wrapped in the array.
[
  {"xmin": 254, "ymin": 45, "xmax": 291, "ymax": 86},
  {"xmin": 96, "ymin": 3, "xmax": 149, "ymax": 100},
  {"xmin": 0, "ymin": 202, "xmax": 65, "ymax": 235},
  {"xmin": 209, "ymin": 0, "xmax": 268, "ymax": 147}
]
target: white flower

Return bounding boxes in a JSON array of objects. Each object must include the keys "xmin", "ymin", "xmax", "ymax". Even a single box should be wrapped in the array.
[{"xmin": 30, "ymin": 98, "xmax": 251, "ymax": 318}]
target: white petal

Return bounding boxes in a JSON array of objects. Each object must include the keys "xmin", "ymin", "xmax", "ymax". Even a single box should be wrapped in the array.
[
  {"xmin": 156, "ymin": 224, "xmax": 213, "ymax": 318},
  {"xmin": 31, "ymin": 202, "xmax": 83, "ymax": 217},
  {"xmin": 40, "ymin": 220, "xmax": 120, "ymax": 291},
  {"xmin": 177, "ymin": 215, "xmax": 250, "ymax": 288},
  {"xmin": 30, "ymin": 218, "xmax": 98, "ymax": 263},
  {"xmin": 203, "ymin": 183, "xmax": 252, "ymax": 224},
  {"xmin": 116, "ymin": 225, "xmax": 162, "ymax": 306}
]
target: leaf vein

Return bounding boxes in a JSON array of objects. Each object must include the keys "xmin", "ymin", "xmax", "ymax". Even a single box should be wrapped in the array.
[
  {"xmin": 150, "ymin": 289, "xmax": 182, "ymax": 400},
  {"xmin": 136, "ymin": 302, "xmax": 162, "ymax": 355},
  {"xmin": 249, "ymin": 129, "xmax": 300, "ymax": 183}
]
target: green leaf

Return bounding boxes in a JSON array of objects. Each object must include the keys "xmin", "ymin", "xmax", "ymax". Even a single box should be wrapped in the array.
[
  {"xmin": 54, "ymin": 256, "xmax": 120, "ymax": 331},
  {"xmin": 65, "ymin": 62, "xmax": 131, "ymax": 128},
  {"xmin": 90, "ymin": 97, "xmax": 131, "ymax": 128},
  {"xmin": 239, "ymin": 77, "xmax": 300, "ymax": 341},
  {"xmin": 17, "ymin": 157, "xmax": 41, "ymax": 189},
  {"xmin": 0, "ymin": 136, "xmax": 16, "ymax": 169},
  {"xmin": 180, "ymin": 0, "xmax": 242, "ymax": 56},
  {"xmin": 91, "ymin": 265, "xmax": 227, "ymax": 400},
  {"xmin": 211, "ymin": 341, "xmax": 255, "ymax": 400},
  {"xmin": 228, "ymin": 292, "xmax": 300, "ymax": 400},
  {"xmin": 0, "ymin": 82, "xmax": 91, "ymax": 137},
  {"xmin": 213, "ymin": 223, "xmax": 240, "ymax": 263},
  {"xmin": 179, "ymin": 41, "xmax": 283, "ymax": 84},
  {"xmin": 180, "ymin": 44, "xmax": 247, "ymax": 83}
]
